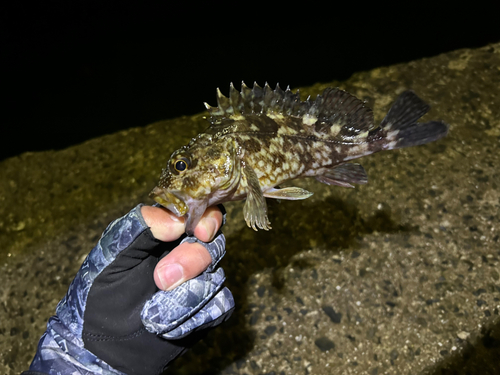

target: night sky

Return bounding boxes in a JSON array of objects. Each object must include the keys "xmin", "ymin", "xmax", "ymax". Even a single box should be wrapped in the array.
[{"xmin": 2, "ymin": 2, "xmax": 499, "ymax": 161}]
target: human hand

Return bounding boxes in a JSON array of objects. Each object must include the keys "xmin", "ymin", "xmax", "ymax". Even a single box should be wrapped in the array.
[{"xmin": 26, "ymin": 204, "xmax": 234, "ymax": 375}]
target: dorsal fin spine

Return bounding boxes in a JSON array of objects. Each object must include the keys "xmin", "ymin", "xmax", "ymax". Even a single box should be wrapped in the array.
[{"xmin": 229, "ymin": 82, "xmax": 239, "ymax": 115}]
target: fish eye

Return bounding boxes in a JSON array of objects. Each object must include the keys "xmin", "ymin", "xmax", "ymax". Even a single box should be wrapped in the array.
[
  {"xmin": 171, "ymin": 156, "xmax": 191, "ymax": 174},
  {"xmin": 175, "ymin": 160, "xmax": 187, "ymax": 172}
]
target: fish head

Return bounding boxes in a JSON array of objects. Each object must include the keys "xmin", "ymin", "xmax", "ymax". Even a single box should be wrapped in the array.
[{"xmin": 150, "ymin": 136, "xmax": 239, "ymax": 235}]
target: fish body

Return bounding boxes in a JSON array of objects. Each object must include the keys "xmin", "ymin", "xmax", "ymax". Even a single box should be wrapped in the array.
[{"xmin": 150, "ymin": 83, "xmax": 449, "ymax": 234}]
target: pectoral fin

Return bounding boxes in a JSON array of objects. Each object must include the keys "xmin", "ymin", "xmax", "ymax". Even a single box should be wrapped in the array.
[
  {"xmin": 242, "ymin": 163, "xmax": 271, "ymax": 231},
  {"xmin": 264, "ymin": 186, "xmax": 313, "ymax": 200},
  {"xmin": 316, "ymin": 163, "xmax": 368, "ymax": 188}
]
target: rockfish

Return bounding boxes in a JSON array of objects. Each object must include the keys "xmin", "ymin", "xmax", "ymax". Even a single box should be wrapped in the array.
[{"xmin": 150, "ymin": 82, "xmax": 448, "ymax": 235}]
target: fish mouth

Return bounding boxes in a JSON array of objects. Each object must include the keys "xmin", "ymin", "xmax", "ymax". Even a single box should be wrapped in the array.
[
  {"xmin": 149, "ymin": 186, "xmax": 188, "ymax": 217},
  {"xmin": 149, "ymin": 186, "xmax": 208, "ymax": 236}
]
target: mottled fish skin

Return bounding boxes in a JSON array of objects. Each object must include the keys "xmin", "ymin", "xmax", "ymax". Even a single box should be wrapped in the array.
[{"xmin": 150, "ymin": 82, "xmax": 449, "ymax": 234}]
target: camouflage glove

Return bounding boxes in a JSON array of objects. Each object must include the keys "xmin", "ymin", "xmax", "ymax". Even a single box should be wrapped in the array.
[{"xmin": 24, "ymin": 204, "xmax": 234, "ymax": 375}]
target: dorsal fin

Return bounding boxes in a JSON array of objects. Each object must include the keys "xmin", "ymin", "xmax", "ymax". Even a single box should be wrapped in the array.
[
  {"xmin": 204, "ymin": 83, "xmax": 375, "ymax": 139},
  {"xmin": 313, "ymin": 88, "xmax": 375, "ymax": 137},
  {"xmin": 204, "ymin": 81, "xmax": 310, "ymax": 123}
]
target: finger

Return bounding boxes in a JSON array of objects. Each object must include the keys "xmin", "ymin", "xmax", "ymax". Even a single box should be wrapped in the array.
[
  {"xmin": 144, "ymin": 205, "xmax": 224, "ymax": 291},
  {"xmin": 141, "ymin": 205, "xmax": 223, "ymax": 243},
  {"xmin": 192, "ymin": 205, "xmax": 223, "ymax": 242},
  {"xmin": 154, "ymin": 241, "xmax": 212, "ymax": 291},
  {"xmin": 141, "ymin": 205, "xmax": 186, "ymax": 242}
]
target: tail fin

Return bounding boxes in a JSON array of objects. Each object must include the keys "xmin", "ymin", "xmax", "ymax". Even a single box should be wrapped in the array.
[
  {"xmin": 391, "ymin": 120, "xmax": 449, "ymax": 149},
  {"xmin": 374, "ymin": 91, "xmax": 449, "ymax": 150}
]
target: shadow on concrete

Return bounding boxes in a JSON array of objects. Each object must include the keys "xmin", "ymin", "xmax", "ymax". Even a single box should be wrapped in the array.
[
  {"xmin": 165, "ymin": 196, "xmax": 415, "ymax": 374},
  {"xmin": 427, "ymin": 321, "xmax": 500, "ymax": 375}
]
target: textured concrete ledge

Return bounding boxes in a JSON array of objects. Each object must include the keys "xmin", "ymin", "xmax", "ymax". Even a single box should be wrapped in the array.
[{"xmin": 1, "ymin": 43, "xmax": 499, "ymax": 374}]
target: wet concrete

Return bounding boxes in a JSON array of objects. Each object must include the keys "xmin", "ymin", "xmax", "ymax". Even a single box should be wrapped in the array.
[{"xmin": 1, "ymin": 43, "xmax": 499, "ymax": 374}]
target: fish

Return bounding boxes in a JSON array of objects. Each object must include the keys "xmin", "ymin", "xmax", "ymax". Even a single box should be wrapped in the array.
[{"xmin": 150, "ymin": 82, "xmax": 449, "ymax": 235}]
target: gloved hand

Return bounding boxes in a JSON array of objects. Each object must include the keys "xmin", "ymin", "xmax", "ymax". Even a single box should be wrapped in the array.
[{"xmin": 24, "ymin": 204, "xmax": 234, "ymax": 375}]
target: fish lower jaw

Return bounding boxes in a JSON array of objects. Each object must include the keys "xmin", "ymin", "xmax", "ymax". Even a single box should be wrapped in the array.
[{"xmin": 149, "ymin": 187, "xmax": 188, "ymax": 216}]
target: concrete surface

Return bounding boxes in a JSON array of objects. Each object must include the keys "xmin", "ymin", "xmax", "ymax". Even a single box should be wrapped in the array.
[{"xmin": 1, "ymin": 43, "xmax": 499, "ymax": 374}]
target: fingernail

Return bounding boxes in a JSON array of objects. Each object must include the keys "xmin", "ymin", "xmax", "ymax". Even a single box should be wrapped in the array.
[
  {"xmin": 159, "ymin": 263, "xmax": 184, "ymax": 291},
  {"xmin": 208, "ymin": 217, "xmax": 219, "ymax": 239}
]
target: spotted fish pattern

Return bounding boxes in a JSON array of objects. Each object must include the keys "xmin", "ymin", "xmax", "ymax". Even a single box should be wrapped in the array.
[{"xmin": 150, "ymin": 83, "xmax": 449, "ymax": 234}]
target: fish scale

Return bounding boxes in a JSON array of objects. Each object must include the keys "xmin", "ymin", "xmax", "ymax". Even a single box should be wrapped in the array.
[{"xmin": 150, "ymin": 82, "xmax": 449, "ymax": 235}]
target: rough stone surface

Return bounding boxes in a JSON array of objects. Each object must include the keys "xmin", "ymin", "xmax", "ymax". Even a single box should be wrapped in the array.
[{"xmin": 1, "ymin": 43, "xmax": 500, "ymax": 374}]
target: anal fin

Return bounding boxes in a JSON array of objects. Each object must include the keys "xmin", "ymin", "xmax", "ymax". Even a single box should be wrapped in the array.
[
  {"xmin": 264, "ymin": 186, "xmax": 313, "ymax": 200},
  {"xmin": 316, "ymin": 163, "xmax": 368, "ymax": 188}
]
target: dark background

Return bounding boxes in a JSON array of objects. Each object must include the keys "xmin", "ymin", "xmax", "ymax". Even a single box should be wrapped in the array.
[{"xmin": 2, "ymin": 2, "xmax": 499, "ymax": 162}]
